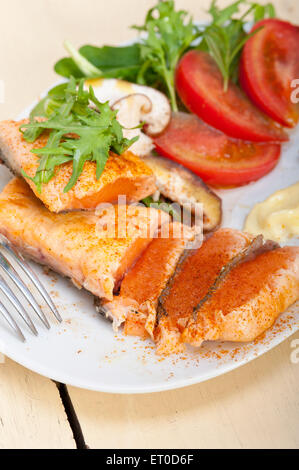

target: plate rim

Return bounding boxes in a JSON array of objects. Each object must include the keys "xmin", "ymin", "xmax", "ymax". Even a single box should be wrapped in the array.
[{"xmin": 2, "ymin": 316, "xmax": 298, "ymax": 393}]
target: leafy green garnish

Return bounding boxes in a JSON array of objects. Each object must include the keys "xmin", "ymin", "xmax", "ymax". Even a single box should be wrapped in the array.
[
  {"xmin": 51, "ymin": 0, "xmax": 277, "ymax": 109},
  {"xmin": 142, "ymin": 195, "xmax": 181, "ymax": 221},
  {"xmin": 53, "ymin": 1, "xmax": 200, "ymax": 111},
  {"xmin": 20, "ymin": 77, "xmax": 138, "ymax": 193},
  {"xmin": 133, "ymin": 0, "xmax": 201, "ymax": 111},
  {"xmin": 200, "ymin": 0, "xmax": 276, "ymax": 90},
  {"xmin": 54, "ymin": 42, "xmax": 143, "ymax": 82},
  {"xmin": 30, "ymin": 83, "xmax": 70, "ymax": 119}
]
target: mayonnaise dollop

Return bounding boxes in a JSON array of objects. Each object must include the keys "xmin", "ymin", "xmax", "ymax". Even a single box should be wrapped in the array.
[{"xmin": 244, "ymin": 181, "xmax": 299, "ymax": 243}]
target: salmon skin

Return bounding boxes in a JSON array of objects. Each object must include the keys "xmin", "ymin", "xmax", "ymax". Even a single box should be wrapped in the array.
[
  {"xmin": 155, "ymin": 228, "xmax": 299, "ymax": 355},
  {"xmin": 99, "ymin": 222, "xmax": 194, "ymax": 336},
  {"xmin": 0, "ymin": 178, "xmax": 170, "ymax": 302},
  {"xmin": 0, "ymin": 120, "xmax": 156, "ymax": 213}
]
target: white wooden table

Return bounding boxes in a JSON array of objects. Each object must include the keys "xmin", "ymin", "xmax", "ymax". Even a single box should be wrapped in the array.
[{"xmin": 0, "ymin": 0, "xmax": 298, "ymax": 449}]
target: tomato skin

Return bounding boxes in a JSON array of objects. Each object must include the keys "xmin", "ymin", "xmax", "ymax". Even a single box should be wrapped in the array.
[
  {"xmin": 240, "ymin": 19, "xmax": 299, "ymax": 128},
  {"xmin": 153, "ymin": 112, "xmax": 281, "ymax": 187},
  {"xmin": 175, "ymin": 50, "xmax": 288, "ymax": 142}
]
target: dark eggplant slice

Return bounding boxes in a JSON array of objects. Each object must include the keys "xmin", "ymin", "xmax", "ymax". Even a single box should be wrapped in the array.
[{"xmin": 143, "ymin": 154, "xmax": 222, "ymax": 232}]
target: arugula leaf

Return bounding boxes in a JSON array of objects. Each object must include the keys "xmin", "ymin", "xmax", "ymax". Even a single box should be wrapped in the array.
[
  {"xmin": 20, "ymin": 78, "xmax": 138, "ymax": 193},
  {"xmin": 52, "ymin": 1, "xmax": 200, "ymax": 111},
  {"xmin": 200, "ymin": 0, "xmax": 276, "ymax": 91},
  {"xmin": 50, "ymin": 0, "xmax": 277, "ymax": 106},
  {"xmin": 133, "ymin": 0, "xmax": 201, "ymax": 111}
]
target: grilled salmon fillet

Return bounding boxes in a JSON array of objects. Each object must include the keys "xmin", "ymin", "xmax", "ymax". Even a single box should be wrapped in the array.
[
  {"xmin": 0, "ymin": 178, "xmax": 170, "ymax": 301},
  {"xmin": 182, "ymin": 246, "xmax": 299, "ymax": 347},
  {"xmin": 155, "ymin": 228, "xmax": 253, "ymax": 354},
  {"xmin": 100, "ymin": 222, "xmax": 194, "ymax": 336},
  {"xmin": 0, "ymin": 120, "xmax": 156, "ymax": 213}
]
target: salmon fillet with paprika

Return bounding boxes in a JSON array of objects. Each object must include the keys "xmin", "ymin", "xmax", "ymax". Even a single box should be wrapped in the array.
[
  {"xmin": 0, "ymin": 120, "xmax": 156, "ymax": 213},
  {"xmin": 99, "ymin": 222, "xmax": 194, "ymax": 336},
  {"xmin": 182, "ymin": 245, "xmax": 299, "ymax": 347},
  {"xmin": 0, "ymin": 178, "xmax": 170, "ymax": 302},
  {"xmin": 155, "ymin": 228, "xmax": 253, "ymax": 354}
]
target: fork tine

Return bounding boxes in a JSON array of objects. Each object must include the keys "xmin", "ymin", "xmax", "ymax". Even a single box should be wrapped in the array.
[
  {"xmin": 0, "ymin": 252, "xmax": 50, "ymax": 329},
  {"xmin": 0, "ymin": 274, "xmax": 38, "ymax": 335},
  {"xmin": 0, "ymin": 242, "xmax": 62, "ymax": 322},
  {"xmin": 0, "ymin": 300, "xmax": 25, "ymax": 342}
]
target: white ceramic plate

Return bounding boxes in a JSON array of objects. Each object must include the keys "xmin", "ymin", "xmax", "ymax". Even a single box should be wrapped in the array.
[{"xmin": 0, "ymin": 83, "xmax": 298, "ymax": 394}]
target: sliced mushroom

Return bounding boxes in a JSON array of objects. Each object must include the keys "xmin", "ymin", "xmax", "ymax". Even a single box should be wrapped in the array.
[
  {"xmin": 112, "ymin": 94, "xmax": 154, "ymax": 157},
  {"xmin": 84, "ymin": 78, "xmax": 171, "ymax": 156}
]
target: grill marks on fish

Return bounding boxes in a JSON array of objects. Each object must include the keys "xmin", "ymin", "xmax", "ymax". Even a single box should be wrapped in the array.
[{"xmin": 0, "ymin": 120, "xmax": 156, "ymax": 213}]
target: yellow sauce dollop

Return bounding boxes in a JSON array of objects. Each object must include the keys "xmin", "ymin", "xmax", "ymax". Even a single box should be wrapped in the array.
[{"xmin": 244, "ymin": 181, "xmax": 299, "ymax": 243}]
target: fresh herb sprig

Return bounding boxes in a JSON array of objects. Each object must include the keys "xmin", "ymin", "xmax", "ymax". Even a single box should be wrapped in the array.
[
  {"xmin": 40, "ymin": 1, "xmax": 276, "ymax": 115},
  {"xmin": 53, "ymin": 1, "xmax": 200, "ymax": 112},
  {"xmin": 20, "ymin": 78, "xmax": 138, "ymax": 193},
  {"xmin": 132, "ymin": 0, "xmax": 201, "ymax": 111},
  {"xmin": 200, "ymin": 0, "xmax": 276, "ymax": 91}
]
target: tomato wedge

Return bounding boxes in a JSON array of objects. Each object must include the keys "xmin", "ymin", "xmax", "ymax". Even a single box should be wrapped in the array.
[
  {"xmin": 153, "ymin": 112, "xmax": 281, "ymax": 187},
  {"xmin": 175, "ymin": 50, "xmax": 288, "ymax": 142},
  {"xmin": 240, "ymin": 19, "xmax": 299, "ymax": 128}
]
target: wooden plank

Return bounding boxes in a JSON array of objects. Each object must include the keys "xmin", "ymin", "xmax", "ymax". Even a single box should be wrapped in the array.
[
  {"xmin": 0, "ymin": 358, "xmax": 75, "ymax": 449},
  {"xmin": 68, "ymin": 334, "xmax": 299, "ymax": 449}
]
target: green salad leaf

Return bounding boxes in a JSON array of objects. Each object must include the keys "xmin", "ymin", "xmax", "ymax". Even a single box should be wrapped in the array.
[
  {"xmin": 54, "ymin": 42, "xmax": 143, "ymax": 82},
  {"xmin": 200, "ymin": 0, "xmax": 276, "ymax": 90},
  {"xmin": 52, "ymin": 1, "xmax": 201, "ymax": 111},
  {"xmin": 133, "ymin": 0, "xmax": 201, "ymax": 111},
  {"xmin": 50, "ymin": 0, "xmax": 277, "ymax": 110},
  {"xmin": 20, "ymin": 78, "xmax": 138, "ymax": 193}
]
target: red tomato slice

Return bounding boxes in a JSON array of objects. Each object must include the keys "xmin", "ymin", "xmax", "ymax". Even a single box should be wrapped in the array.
[
  {"xmin": 175, "ymin": 50, "xmax": 288, "ymax": 142},
  {"xmin": 240, "ymin": 19, "xmax": 299, "ymax": 128},
  {"xmin": 153, "ymin": 112, "xmax": 281, "ymax": 187}
]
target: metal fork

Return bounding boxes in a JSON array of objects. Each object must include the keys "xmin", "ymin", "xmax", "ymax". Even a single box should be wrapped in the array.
[{"xmin": 0, "ymin": 235, "xmax": 62, "ymax": 341}]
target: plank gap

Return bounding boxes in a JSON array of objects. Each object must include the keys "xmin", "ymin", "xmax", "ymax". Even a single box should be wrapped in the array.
[{"xmin": 54, "ymin": 382, "xmax": 88, "ymax": 449}]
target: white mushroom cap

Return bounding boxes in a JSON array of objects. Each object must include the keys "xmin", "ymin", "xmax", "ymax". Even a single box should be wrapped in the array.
[
  {"xmin": 112, "ymin": 94, "xmax": 154, "ymax": 157},
  {"xmin": 84, "ymin": 79, "xmax": 171, "ymax": 156},
  {"xmin": 135, "ymin": 87, "xmax": 171, "ymax": 136}
]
